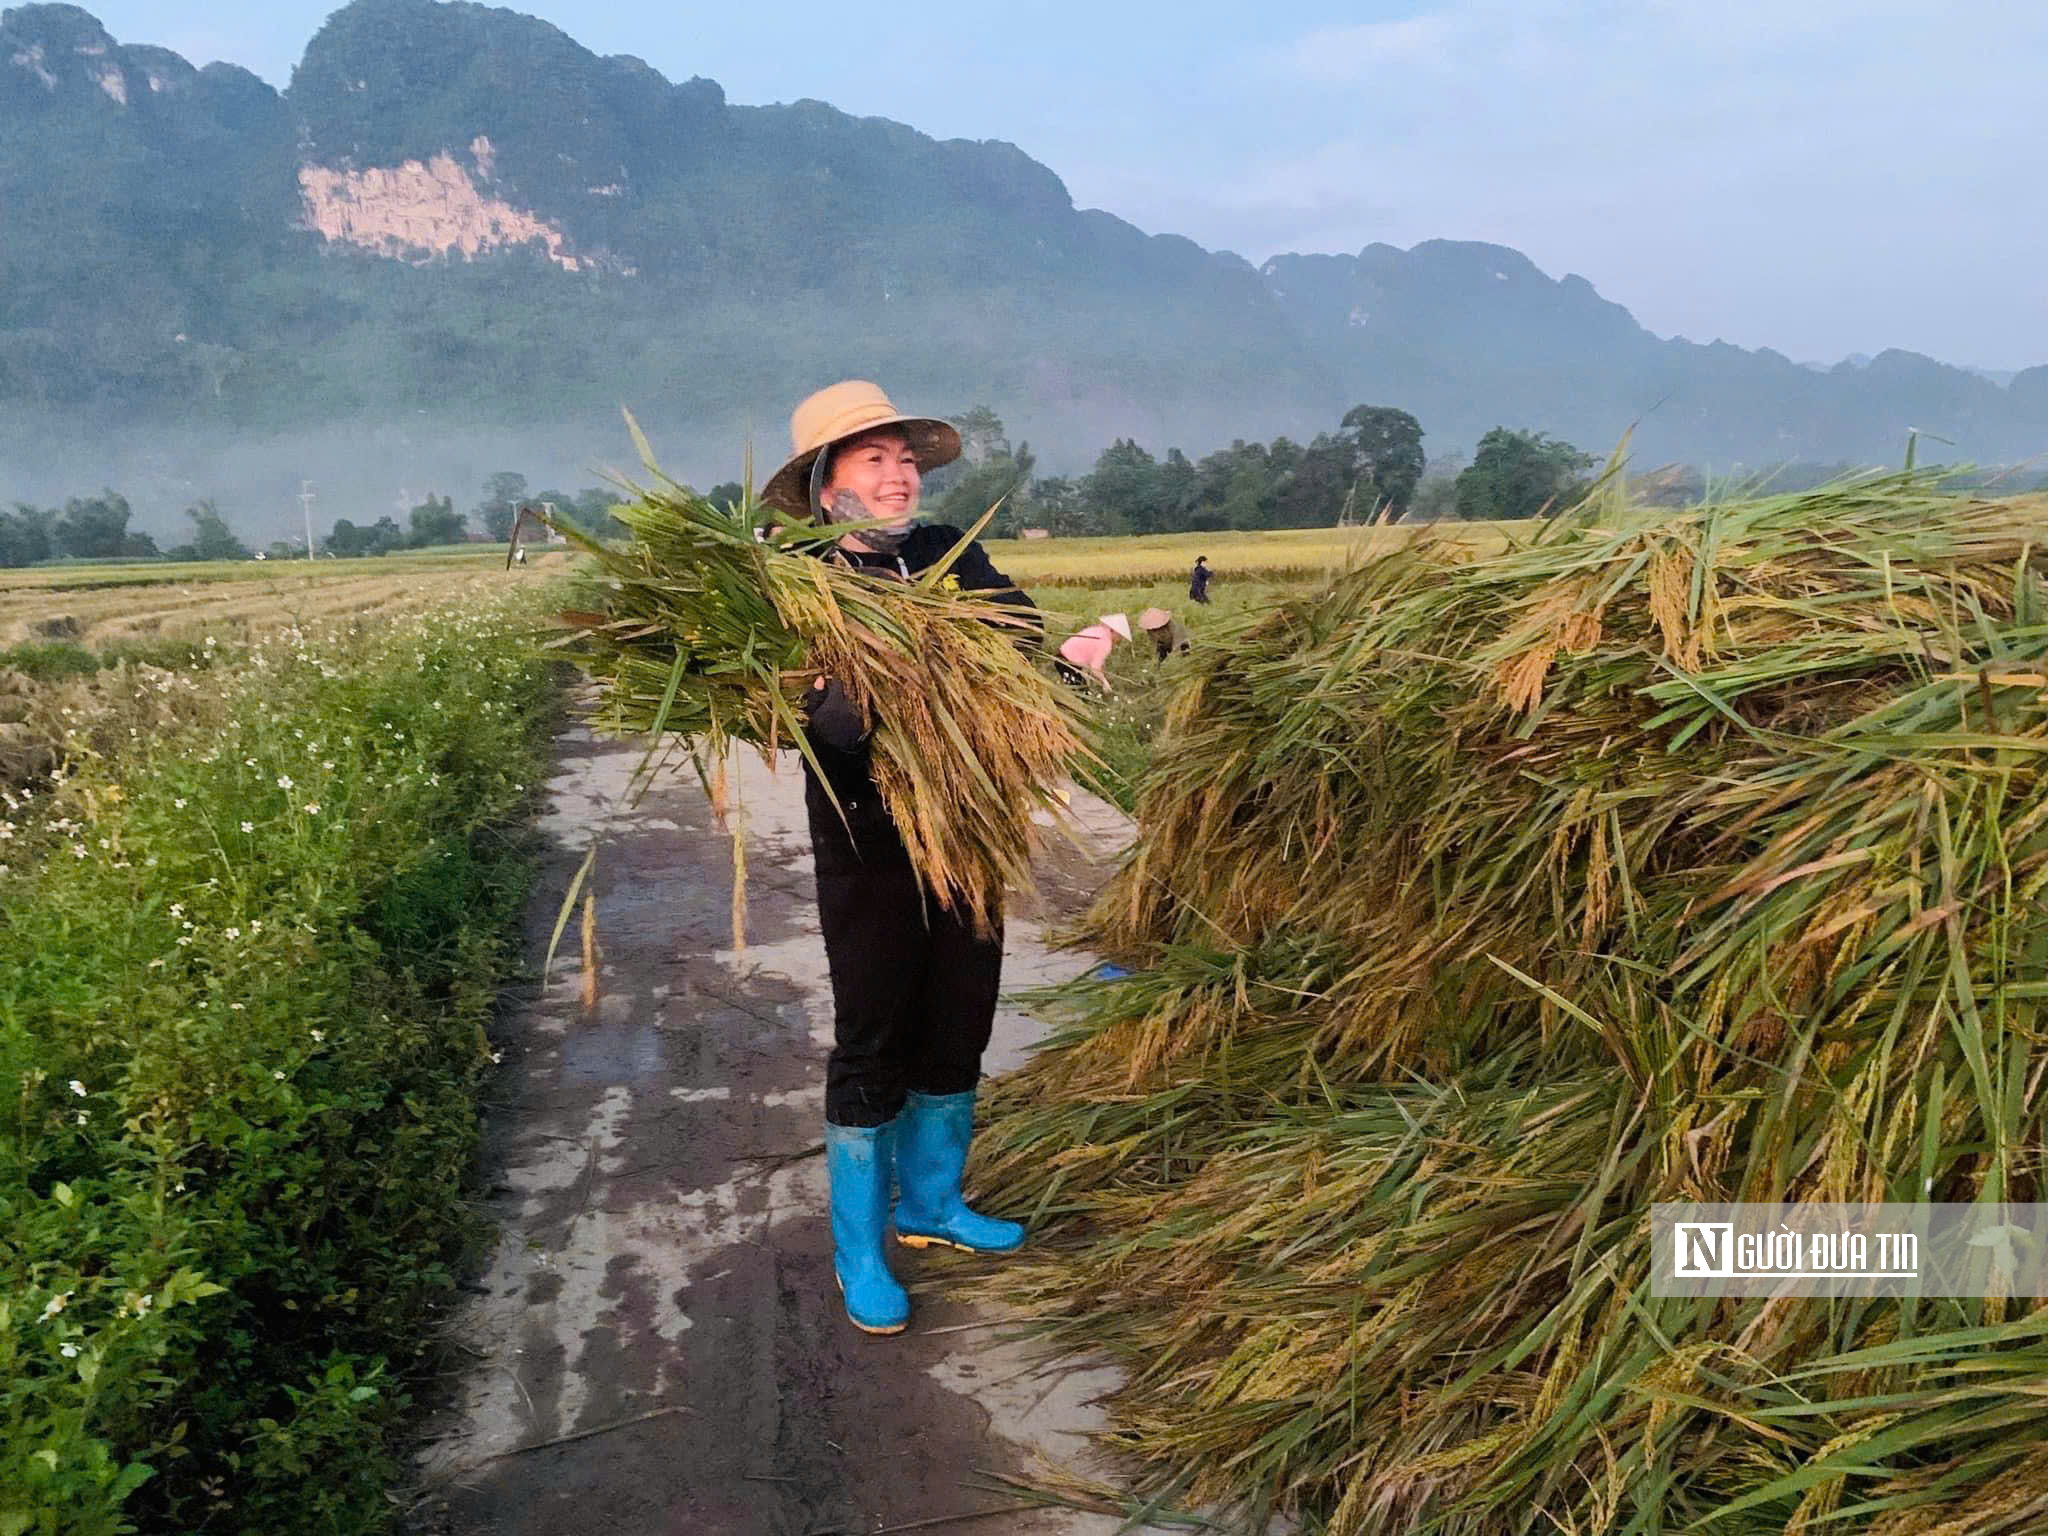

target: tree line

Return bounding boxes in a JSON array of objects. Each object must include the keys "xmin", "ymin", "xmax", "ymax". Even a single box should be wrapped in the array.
[
  {"xmin": 914, "ymin": 406, "xmax": 1602, "ymax": 537},
  {"xmin": 324, "ymin": 477, "xmax": 630, "ymax": 556},
  {"xmin": 0, "ymin": 477, "xmax": 634, "ymax": 568},
  {"xmin": 42, "ymin": 399, "xmax": 2000, "ymax": 572},
  {"xmin": 0, "ymin": 495, "xmax": 254, "ymax": 567}
]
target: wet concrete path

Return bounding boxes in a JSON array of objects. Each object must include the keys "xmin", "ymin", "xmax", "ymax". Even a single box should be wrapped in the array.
[{"xmin": 404, "ymin": 722, "xmax": 1135, "ymax": 1536}]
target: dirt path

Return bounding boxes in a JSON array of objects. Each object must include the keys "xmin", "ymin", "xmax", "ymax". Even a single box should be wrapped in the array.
[{"xmin": 403, "ymin": 721, "xmax": 1137, "ymax": 1536}]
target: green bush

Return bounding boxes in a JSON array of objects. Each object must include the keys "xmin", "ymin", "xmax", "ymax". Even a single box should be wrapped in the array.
[
  {"xmin": 0, "ymin": 639, "xmax": 230, "ymax": 683},
  {"xmin": 0, "ymin": 602, "xmax": 554, "ymax": 1534},
  {"xmin": 0, "ymin": 642, "xmax": 100, "ymax": 682}
]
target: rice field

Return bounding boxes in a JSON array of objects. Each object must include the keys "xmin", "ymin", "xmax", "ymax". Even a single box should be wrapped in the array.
[
  {"xmin": 0, "ymin": 549, "xmax": 555, "ymax": 648},
  {"xmin": 985, "ymin": 521, "xmax": 1515, "ymax": 588}
]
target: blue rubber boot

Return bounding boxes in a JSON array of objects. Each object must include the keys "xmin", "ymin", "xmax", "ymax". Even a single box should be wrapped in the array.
[
  {"xmin": 824, "ymin": 1121, "xmax": 910, "ymax": 1334},
  {"xmin": 894, "ymin": 1090, "xmax": 1026, "ymax": 1254}
]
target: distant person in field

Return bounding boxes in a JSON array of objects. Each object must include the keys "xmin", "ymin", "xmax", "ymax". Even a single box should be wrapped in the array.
[
  {"xmin": 1189, "ymin": 555, "xmax": 1212, "ymax": 604},
  {"xmin": 764, "ymin": 379, "xmax": 1041, "ymax": 1338},
  {"xmin": 1138, "ymin": 606, "xmax": 1186, "ymax": 660},
  {"xmin": 1054, "ymin": 612, "xmax": 1131, "ymax": 689}
]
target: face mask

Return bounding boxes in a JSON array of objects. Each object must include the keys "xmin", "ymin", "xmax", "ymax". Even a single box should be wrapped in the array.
[{"xmin": 825, "ymin": 489, "xmax": 915, "ymax": 554}]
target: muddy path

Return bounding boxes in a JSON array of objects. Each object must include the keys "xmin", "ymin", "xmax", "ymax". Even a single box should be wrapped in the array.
[{"xmin": 401, "ymin": 723, "xmax": 1137, "ymax": 1536}]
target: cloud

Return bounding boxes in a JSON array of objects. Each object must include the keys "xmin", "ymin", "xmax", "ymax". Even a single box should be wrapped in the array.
[{"xmin": 1278, "ymin": 14, "xmax": 1465, "ymax": 83}]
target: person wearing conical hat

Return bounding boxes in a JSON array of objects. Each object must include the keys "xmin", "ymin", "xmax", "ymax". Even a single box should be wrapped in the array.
[
  {"xmin": 764, "ymin": 380, "xmax": 1041, "ymax": 1337},
  {"xmin": 1054, "ymin": 613, "xmax": 1131, "ymax": 689},
  {"xmin": 1137, "ymin": 606, "xmax": 1186, "ymax": 661}
]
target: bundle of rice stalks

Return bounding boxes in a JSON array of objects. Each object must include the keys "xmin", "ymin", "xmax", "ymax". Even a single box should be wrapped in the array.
[
  {"xmin": 535, "ymin": 433, "xmax": 1090, "ymax": 936},
  {"xmin": 971, "ymin": 473, "xmax": 2048, "ymax": 1533}
]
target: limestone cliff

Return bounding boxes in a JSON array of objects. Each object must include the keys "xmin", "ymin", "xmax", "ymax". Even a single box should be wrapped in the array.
[{"xmin": 297, "ymin": 136, "xmax": 601, "ymax": 271}]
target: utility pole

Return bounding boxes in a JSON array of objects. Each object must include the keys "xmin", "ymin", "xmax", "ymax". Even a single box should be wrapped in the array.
[{"xmin": 299, "ymin": 481, "xmax": 317, "ymax": 560}]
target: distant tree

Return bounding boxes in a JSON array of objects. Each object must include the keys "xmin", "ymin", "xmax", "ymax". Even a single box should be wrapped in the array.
[
  {"xmin": 932, "ymin": 442, "xmax": 1036, "ymax": 537},
  {"xmin": 324, "ymin": 516, "xmax": 405, "ymax": 556},
  {"xmin": 948, "ymin": 405, "xmax": 1009, "ymax": 466},
  {"xmin": 1342, "ymin": 405, "xmax": 1427, "ymax": 520},
  {"xmin": 570, "ymin": 488, "xmax": 631, "ymax": 540},
  {"xmin": 0, "ymin": 504, "xmax": 54, "ymax": 567},
  {"xmin": 52, "ymin": 492, "xmax": 133, "ymax": 560},
  {"xmin": 1406, "ymin": 477, "xmax": 1460, "ymax": 522},
  {"xmin": 184, "ymin": 500, "xmax": 252, "ymax": 561},
  {"xmin": 1193, "ymin": 440, "xmax": 1273, "ymax": 530},
  {"xmin": 704, "ymin": 481, "xmax": 745, "ymax": 510},
  {"xmin": 1455, "ymin": 429, "xmax": 1595, "ymax": 521},
  {"xmin": 1081, "ymin": 439, "xmax": 1162, "ymax": 535},
  {"xmin": 121, "ymin": 531, "xmax": 161, "ymax": 559},
  {"xmin": 323, "ymin": 518, "xmax": 365, "ymax": 557},
  {"xmin": 1630, "ymin": 463, "xmax": 1706, "ymax": 508},
  {"xmin": 407, "ymin": 494, "xmax": 465, "ymax": 547},
  {"xmin": 476, "ymin": 471, "xmax": 529, "ymax": 542},
  {"xmin": 1156, "ymin": 448, "xmax": 1198, "ymax": 530},
  {"xmin": 1028, "ymin": 476, "xmax": 1088, "ymax": 537}
]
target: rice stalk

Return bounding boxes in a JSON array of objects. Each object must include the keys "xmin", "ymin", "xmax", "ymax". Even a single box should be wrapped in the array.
[
  {"xmin": 534, "ymin": 426, "xmax": 1095, "ymax": 939},
  {"xmin": 967, "ymin": 472, "xmax": 2048, "ymax": 1532}
]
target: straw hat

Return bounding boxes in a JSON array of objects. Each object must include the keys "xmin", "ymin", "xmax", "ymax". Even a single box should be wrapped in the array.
[
  {"xmin": 761, "ymin": 380, "xmax": 961, "ymax": 515},
  {"xmin": 1137, "ymin": 607, "xmax": 1173, "ymax": 631},
  {"xmin": 1098, "ymin": 613, "xmax": 1133, "ymax": 642}
]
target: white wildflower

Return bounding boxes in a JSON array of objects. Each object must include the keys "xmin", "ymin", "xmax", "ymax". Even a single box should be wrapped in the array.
[{"xmin": 68, "ymin": 1080, "xmax": 86, "ymax": 1097}]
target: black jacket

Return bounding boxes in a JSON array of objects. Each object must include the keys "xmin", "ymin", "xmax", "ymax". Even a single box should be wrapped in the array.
[{"xmin": 798, "ymin": 524, "xmax": 1040, "ymax": 859}]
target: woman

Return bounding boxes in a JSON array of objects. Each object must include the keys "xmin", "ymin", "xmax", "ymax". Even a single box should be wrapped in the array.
[{"xmin": 761, "ymin": 380, "xmax": 1039, "ymax": 1336}]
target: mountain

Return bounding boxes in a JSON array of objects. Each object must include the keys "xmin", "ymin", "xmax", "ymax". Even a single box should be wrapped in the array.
[{"xmin": 3, "ymin": 0, "xmax": 2045, "ymax": 507}]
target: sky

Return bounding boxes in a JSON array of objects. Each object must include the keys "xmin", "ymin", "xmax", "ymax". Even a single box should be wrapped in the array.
[{"xmin": 76, "ymin": 0, "xmax": 2048, "ymax": 371}]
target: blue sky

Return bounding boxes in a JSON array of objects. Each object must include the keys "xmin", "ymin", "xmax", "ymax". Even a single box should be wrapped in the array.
[{"xmin": 80, "ymin": 0, "xmax": 2048, "ymax": 370}]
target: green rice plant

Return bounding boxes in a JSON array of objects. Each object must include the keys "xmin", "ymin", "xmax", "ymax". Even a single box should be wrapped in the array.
[{"xmin": 969, "ymin": 472, "xmax": 2048, "ymax": 1533}]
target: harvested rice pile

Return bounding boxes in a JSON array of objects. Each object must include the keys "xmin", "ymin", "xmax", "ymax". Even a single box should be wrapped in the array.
[
  {"xmin": 540, "ymin": 455, "xmax": 1090, "ymax": 934},
  {"xmin": 973, "ymin": 474, "xmax": 2048, "ymax": 1534}
]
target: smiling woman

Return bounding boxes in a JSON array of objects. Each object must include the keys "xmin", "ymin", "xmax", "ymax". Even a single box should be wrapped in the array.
[{"xmin": 757, "ymin": 379, "xmax": 1049, "ymax": 1336}]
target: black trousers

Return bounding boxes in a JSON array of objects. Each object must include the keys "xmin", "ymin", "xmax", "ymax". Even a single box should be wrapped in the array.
[{"xmin": 807, "ymin": 782, "xmax": 1004, "ymax": 1128}]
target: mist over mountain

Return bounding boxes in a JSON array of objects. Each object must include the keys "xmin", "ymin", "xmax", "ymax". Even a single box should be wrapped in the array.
[{"xmin": 3, "ymin": 0, "xmax": 2044, "ymax": 538}]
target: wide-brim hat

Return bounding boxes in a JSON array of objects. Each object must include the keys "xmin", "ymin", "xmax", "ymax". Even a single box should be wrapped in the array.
[{"xmin": 761, "ymin": 380, "xmax": 961, "ymax": 516}]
